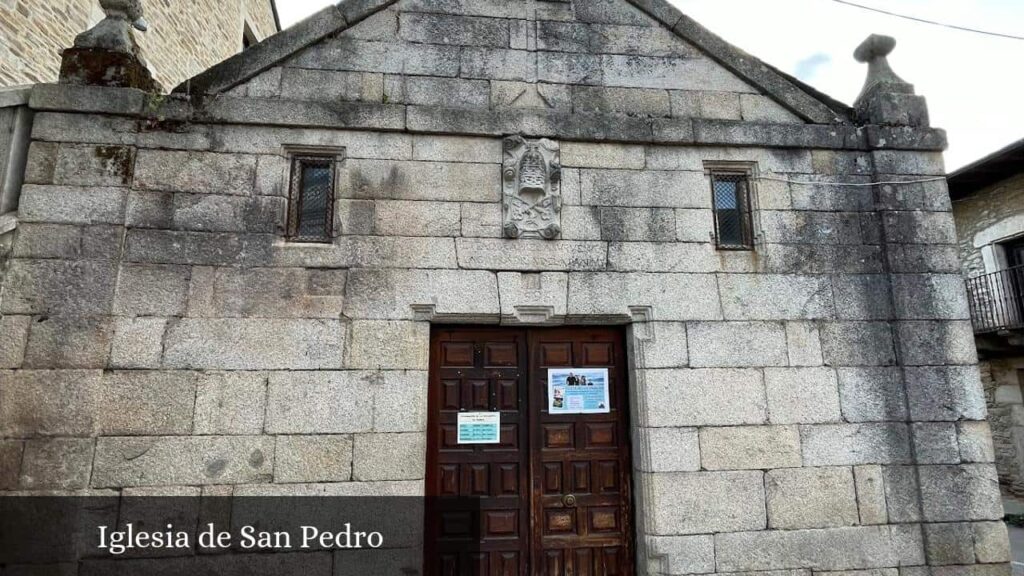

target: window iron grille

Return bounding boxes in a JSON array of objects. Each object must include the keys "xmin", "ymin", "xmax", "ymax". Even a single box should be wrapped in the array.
[
  {"xmin": 711, "ymin": 172, "xmax": 754, "ymax": 250},
  {"xmin": 287, "ymin": 156, "xmax": 335, "ymax": 243}
]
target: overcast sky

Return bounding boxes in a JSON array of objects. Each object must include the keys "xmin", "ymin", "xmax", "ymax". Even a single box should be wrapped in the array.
[{"xmin": 278, "ymin": 0, "xmax": 1024, "ymax": 170}]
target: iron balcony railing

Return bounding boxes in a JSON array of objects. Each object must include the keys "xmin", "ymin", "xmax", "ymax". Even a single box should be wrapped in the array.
[{"xmin": 966, "ymin": 264, "xmax": 1024, "ymax": 334}]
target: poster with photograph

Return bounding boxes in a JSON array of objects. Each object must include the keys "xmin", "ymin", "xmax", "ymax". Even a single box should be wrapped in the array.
[{"xmin": 548, "ymin": 368, "xmax": 611, "ymax": 414}]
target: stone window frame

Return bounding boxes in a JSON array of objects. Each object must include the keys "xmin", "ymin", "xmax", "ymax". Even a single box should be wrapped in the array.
[
  {"xmin": 282, "ymin": 145, "xmax": 345, "ymax": 244},
  {"xmin": 704, "ymin": 161, "xmax": 761, "ymax": 251}
]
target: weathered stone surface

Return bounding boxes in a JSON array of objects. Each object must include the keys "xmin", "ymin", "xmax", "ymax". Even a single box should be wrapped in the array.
[
  {"xmin": 719, "ymin": 275, "xmax": 834, "ymax": 321},
  {"xmin": 688, "ymin": 322, "xmax": 788, "ymax": 368},
  {"xmin": 572, "ymin": 85, "xmax": 671, "ymax": 117},
  {"xmin": 52, "ymin": 144, "xmax": 135, "ymax": 187},
  {"xmin": 345, "ymin": 160, "xmax": 499, "ymax": 202},
  {"xmin": 973, "ymin": 521, "xmax": 1011, "ymax": 563},
  {"xmin": 496, "ymin": 272, "xmax": 568, "ymax": 324},
  {"xmin": 760, "ymin": 211, "xmax": 864, "ymax": 246},
  {"xmin": 715, "ymin": 525, "xmax": 920, "ymax": 572},
  {"xmin": 561, "ymin": 141, "xmax": 645, "ymax": 169},
  {"xmin": 114, "ymin": 264, "xmax": 190, "ymax": 316},
  {"xmin": 918, "ymin": 464, "xmax": 1003, "ymax": 522},
  {"xmin": 163, "ymin": 319, "xmax": 344, "ymax": 370},
  {"xmin": 569, "ymin": 273, "xmax": 720, "ymax": 321},
  {"xmin": 19, "ymin": 185, "xmax": 127, "ymax": 225},
  {"xmin": 110, "ymin": 318, "xmax": 166, "ymax": 369},
  {"xmin": 598, "ymin": 207, "xmax": 676, "ymax": 241},
  {"xmin": 92, "ymin": 436, "xmax": 275, "ymax": 487},
  {"xmin": 854, "ymin": 465, "xmax": 888, "ymax": 525},
  {"xmin": 490, "ymin": 80, "xmax": 572, "ymax": 110},
  {"xmin": 187, "ymin": 267, "xmax": 347, "ymax": 319},
  {"xmin": 606, "ymin": 242, "xmax": 718, "ymax": 273},
  {"xmin": 786, "ymin": 322, "xmax": 824, "ymax": 367},
  {"xmin": 895, "ymin": 321, "xmax": 977, "ymax": 366},
  {"xmin": 265, "ymin": 371, "xmax": 374, "ymax": 434},
  {"xmin": 890, "ymin": 274, "xmax": 970, "ymax": 320},
  {"xmin": 369, "ymin": 200, "xmax": 462, "ymax": 237},
  {"xmin": 460, "ymin": 47, "xmax": 537, "ymax": 82},
  {"xmin": 882, "ymin": 211, "xmax": 957, "ymax": 245},
  {"xmin": 923, "ymin": 522, "xmax": 974, "ymax": 565},
  {"xmin": 648, "ymin": 470, "xmax": 766, "ymax": 535},
  {"xmin": 581, "ymin": 169, "xmax": 709, "ymax": 208},
  {"xmin": 765, "ymin": 367, "xmax": 841, "ymax": 424},
  {"xmin": 913, "ymin": 422, "xmax": 960, "ymax": 464},
  {"xmin": 193, "ymin": 372, "xmax": 267, "ymax": 435},
  {"xmin": 412, "ymin": 135, "xmax": 502, "ymax": 164},
  {"xmin": 277, "ymin": 68, "xmax": 384, "ymax": 102},
  {"xmin": 346, "ymin": 269, "xmax": 498, "ymax": 320},
  {"xmin": 904, "ymin": 366, "xmax": 986, "ymax": 422},
  {"xmin": 1, "ymin": 260, "xmax": 116, "ymax": 316},
  {"xmin": 837, "ymin": 367, "xmax": 908, "ymax": 423},
  {"xmin": 0, "ymin": 315, "xmax": 30, "ymax": 369},
  {"xmin": 765, "ymin": 467, "xmax": 858, "ymax": 529},
  {"xmin": 125, "ymin": 230, "xmax": 243, "ymax": 266},
  {"xmin": 396, "ymin": 76, "xmax": 491, "ymax": 109},
  {"xmin": 674, "ymin": 209, "xmax": 714, "ymax": 242},
  {"xmin": 957, "ymin": 421, "xmax": 995, "ymax": 463},
  {"xmin": 699, "ymin": 426, "xmax": 801, "ymax": 470},
  {"xmin": 646, "ymin": 146, "xmax": 812, "ymax": 173},
  {"xmin": 642, "ymin": 369, "xmax": 766, "ymax": 427},
  {"xmin": 19, "ymin": 438, "xmax": 94, "ymax": 490},
  {"xmin": 347, "ymin": 321, "xmax": 429, "ymax": 370},
  {"xmin": 832, "ymin": 275, "xmax": 894, "ymax": 320},
  {"xmin": 800, "ymin": 423, "xmax": 912, "ymax": 466},
  {"xmin": 23, "ymin": 316, "xmax": 112, "ymax": 369},
  {"xmin": 352, "ymin": 433, "xmax": 425, "ymax": 481},
  {"xmin": 635, "ymin": 427, "xmax": 699, "ymax": 473},
  {"xmin": 0, "ymin": 440, "xmax": 22, "ymax": 489},
  {"xmin": 274, "ymin": 435, "xmax": 353, "ymax": 483},
  {"xmin": 134, "ymin": 150, "xmax": 257, "ymax": 195},
  {"xmin": 458, "ymin": 239, "xmax": 608, "ymax": 271},
  {"xmin": 645, "ymin": 535, "xmax": 715, "ymax": 576},
  {"xmin": 371, "ymin": 371, "xmax": 428, "ymax": 433},
  {"xmin": 460, "ymin": 202, "xmax": 503, "ymax": 237},
  {"xmin": 634, "ymin": 322, "xmax": 688, "ymax": 368},
  {"xmin": 820, "ymin": 322, "xmax": 896, "ymax": 367}
]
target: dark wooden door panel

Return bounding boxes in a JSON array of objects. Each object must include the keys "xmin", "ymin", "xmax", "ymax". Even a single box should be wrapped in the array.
[
  {"xmin": 427, "ymin": 327, "xmax": 634, "ymax": 576},
  {"xmin": 427, "ymin": 328, "xmax": 530, "ymax": 576},
  {"xmin": 530, "ymin": 328, "xmax": 634, "ymax": 576}
]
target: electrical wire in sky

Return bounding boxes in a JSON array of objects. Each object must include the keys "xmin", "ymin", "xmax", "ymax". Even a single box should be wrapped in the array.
[{"xmin": 831, "ymin": 0, "xmax": 1024, "ymax": 41}]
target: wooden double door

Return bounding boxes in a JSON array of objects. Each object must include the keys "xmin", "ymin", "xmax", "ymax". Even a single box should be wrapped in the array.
[{"xmin": 426, "ymin": 327, "xmax": 635, "ymax": 576}]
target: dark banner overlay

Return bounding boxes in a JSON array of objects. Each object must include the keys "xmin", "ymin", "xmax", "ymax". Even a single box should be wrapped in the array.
[{"xmin": 0, "ymin": 496, "xmax": 478, "ymax": 575}]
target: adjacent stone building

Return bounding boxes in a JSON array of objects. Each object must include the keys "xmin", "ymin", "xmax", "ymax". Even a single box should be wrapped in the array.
[
  {"xmin": 0, "ymin": 0, "xmax": 279, "ymax": 89},
  {"xmin": 0, "ymin": 0, "xmax": 1011, "ymax": 574},
  {"xmin": 949, "ymin": 139, "xmax": 1024, "ymax": 496}
]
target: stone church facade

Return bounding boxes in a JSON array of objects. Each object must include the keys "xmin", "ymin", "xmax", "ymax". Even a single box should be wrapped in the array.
[{"xmin": 0, "ymin": 0, "xmax": 1011, "ymax": 574}]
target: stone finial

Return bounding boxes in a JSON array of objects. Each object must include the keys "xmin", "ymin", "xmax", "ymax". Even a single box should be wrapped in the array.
[
  {"xmin": 853, "ymin": 34, "xmax": 929, "ymax": 127},
  {"xmin": 58, "ymin": 0, "xmax": 156, "ymax": 90}
]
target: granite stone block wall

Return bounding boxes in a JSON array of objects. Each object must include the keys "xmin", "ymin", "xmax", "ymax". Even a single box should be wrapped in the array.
[
  {"xmin": 0, "ymin": 0, "xmax": 1010, "ymax": 574},
  {"xmin": 0, "ymin": 0, "xmax": 277, "ymax": 89}
]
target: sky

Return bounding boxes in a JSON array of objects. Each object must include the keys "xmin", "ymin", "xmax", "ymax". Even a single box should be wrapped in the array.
[{"xmin": 277, "ymin": 0, "xmax": 1024, "ymax": 170}]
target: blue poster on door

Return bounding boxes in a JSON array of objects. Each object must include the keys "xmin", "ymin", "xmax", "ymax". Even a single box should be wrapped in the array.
[
  {"xmin": 548, "ymin": 368, "xmax": 611, "ymax": 414},
  {"xmin": 457, "ymin": 412, "xmax": 501, "ymax": 444}
]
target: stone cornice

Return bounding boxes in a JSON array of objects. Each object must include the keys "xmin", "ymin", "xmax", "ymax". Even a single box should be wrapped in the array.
[{"xmin": 28, "ymin": 84, "xmax": 947, "ymax": 152}]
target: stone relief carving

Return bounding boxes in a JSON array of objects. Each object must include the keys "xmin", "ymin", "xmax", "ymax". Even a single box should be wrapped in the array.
[{"xmin": 502, "ymin": 136, "xmax": 562, "ymax": 240}]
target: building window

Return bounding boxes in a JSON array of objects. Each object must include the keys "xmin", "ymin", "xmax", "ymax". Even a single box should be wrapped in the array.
[
  {"xmin": 287, "ymin": 156, "xmax": 336, "ymax": 243},
  {"xmin": 709, "ymin": 171, "xmax": 755, "ymax": 250}
]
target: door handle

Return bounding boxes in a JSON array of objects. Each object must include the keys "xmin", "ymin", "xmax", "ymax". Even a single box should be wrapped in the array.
[{"xmin": 562, "ymin": 494, "xmax": 577, "ymax": 507}]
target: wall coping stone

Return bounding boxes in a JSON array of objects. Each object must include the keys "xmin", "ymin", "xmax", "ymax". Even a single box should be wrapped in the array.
[{"xmin": 26, "ymin": 84, "xmax": 948, "ymax": 152}]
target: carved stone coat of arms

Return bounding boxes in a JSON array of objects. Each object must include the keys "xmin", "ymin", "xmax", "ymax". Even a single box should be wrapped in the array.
[{"xmin": 502, "ymin": 136, "xmax": 562, "ymax": 239}]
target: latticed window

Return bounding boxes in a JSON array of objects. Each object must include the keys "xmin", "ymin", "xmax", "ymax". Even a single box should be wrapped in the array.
[
  {"xmin": 287, "ymin": 156, "xmax": 335, "ymax": 243},
  {"xmin": 710, "ymin": 171, "xmax": 754, "ymax": 250}
]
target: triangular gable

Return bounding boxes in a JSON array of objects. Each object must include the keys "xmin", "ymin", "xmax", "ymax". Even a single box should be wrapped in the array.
[
  {"xmin": 175, "ymin": 0, "xmax": 850, "ymax": 125},
  {"xmin": 174, "ymin": 0, "xmax": 401, "ymax": 96}
]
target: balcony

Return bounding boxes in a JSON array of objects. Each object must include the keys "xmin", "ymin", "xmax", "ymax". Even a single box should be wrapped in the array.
[{"xmin": 967, "ymin": 264, "xmax": 1024, "ymax": 334}]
